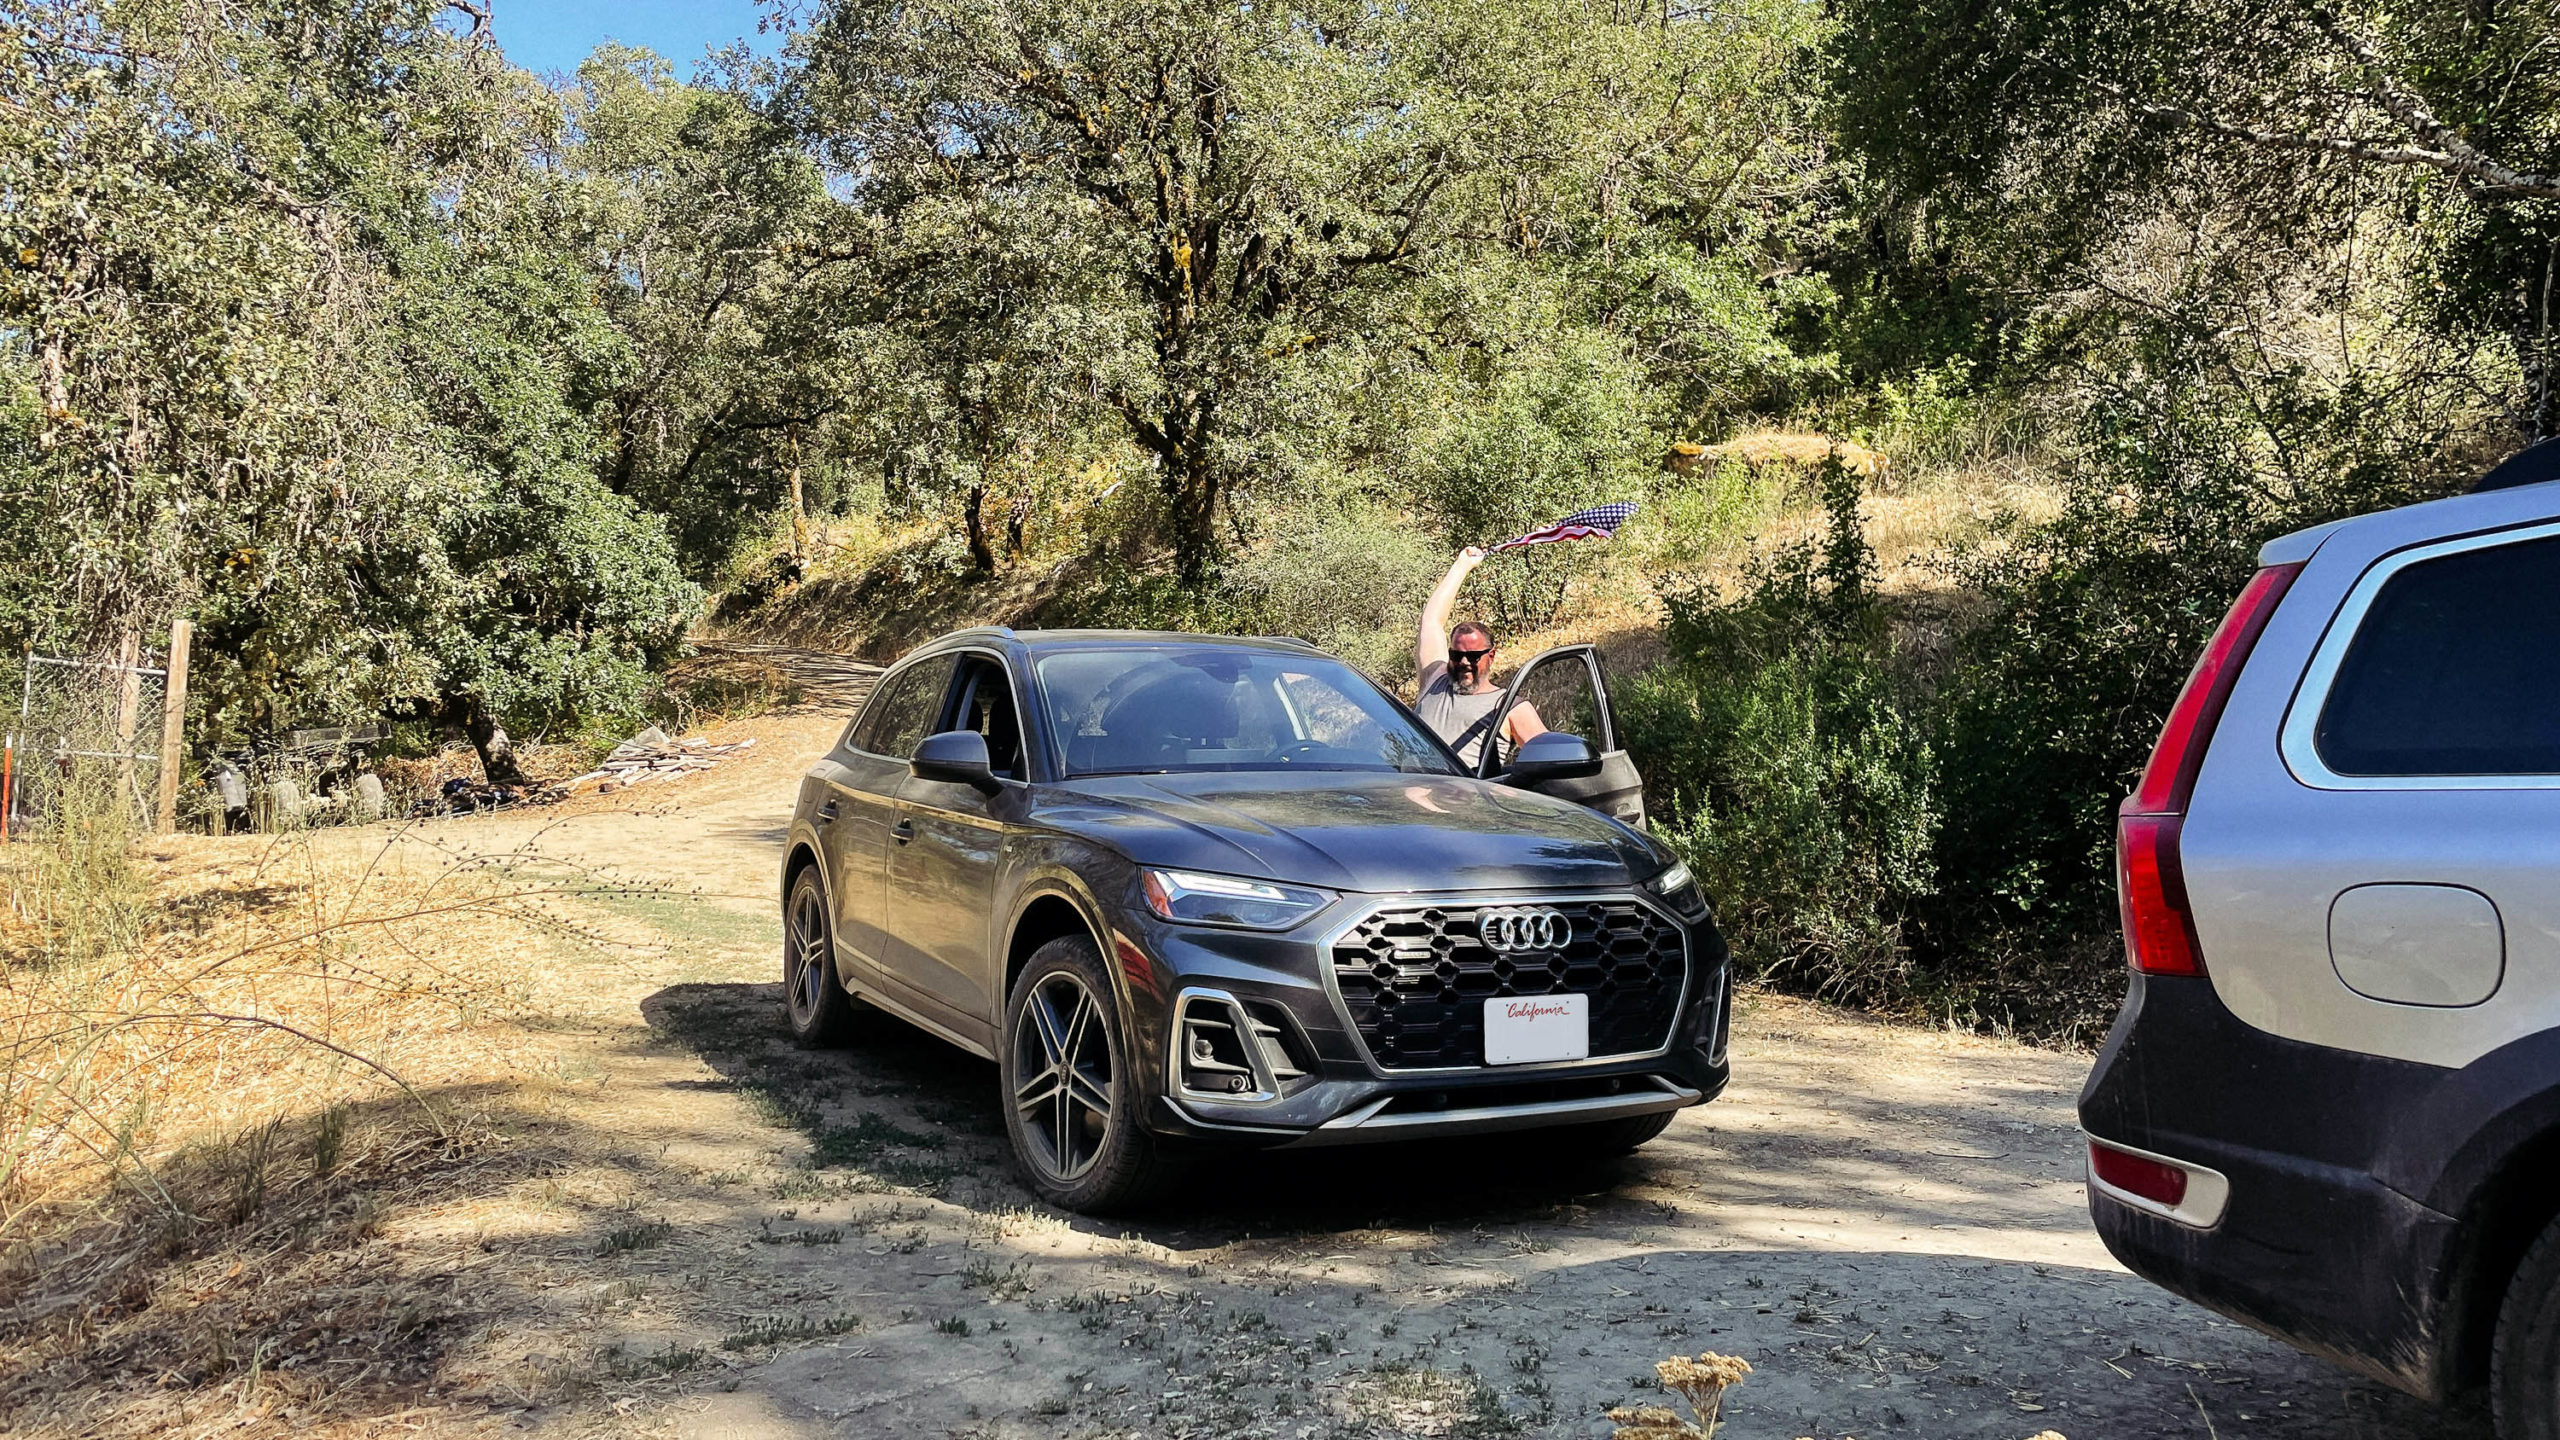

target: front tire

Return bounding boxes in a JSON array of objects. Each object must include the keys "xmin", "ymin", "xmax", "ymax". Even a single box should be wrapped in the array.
[
  {"xmin": 2495, "ymin": 1212, "xmax": 2560, "ymax": 1439},
  {"xmin": 783, "ymin": 867, "xmax": 858, "ymax": 1046},
  {"xmin": 1000, "ymin": 936, "xmax": 1177, "ymax": 1213}
]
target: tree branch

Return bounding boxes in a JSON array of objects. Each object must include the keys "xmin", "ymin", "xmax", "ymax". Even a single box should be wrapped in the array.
[{"xmin": 2080, "ymin": 71, "xmax": 2560, "ymax": 200}]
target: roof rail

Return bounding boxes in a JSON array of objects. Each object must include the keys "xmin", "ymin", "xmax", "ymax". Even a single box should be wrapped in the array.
[
  {"xmin": 1258, "ymin": 634, "xmax": 1322, "ymax": 650},
  {"xmin": 949, "ymin": 625, "xmax": 1019, "ymax": 640}
]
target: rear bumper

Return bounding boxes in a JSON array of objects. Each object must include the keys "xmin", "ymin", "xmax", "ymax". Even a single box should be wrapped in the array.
[{"xmin": 2079, "ymin": 973, "xmax": 2463, "ymax": 1400}]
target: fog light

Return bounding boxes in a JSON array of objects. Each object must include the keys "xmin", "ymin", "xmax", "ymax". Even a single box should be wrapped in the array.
[
  {"xmin": 2090, "ymin": 1141, "xmax": 2188, "ymax": 1207},
  {"xmin": 1172, "ymin": 990, "xmax": 1309, "ymax": 1103},
  {"xmin": 2084, "ymin": 1134, "xmax": 2231, "ymax": 1228}
]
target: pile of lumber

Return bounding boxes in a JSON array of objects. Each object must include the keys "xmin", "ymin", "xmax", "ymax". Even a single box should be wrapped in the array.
[{"xmin": 565, "ymin": 727, "xmax": 757, "ymax": 793}]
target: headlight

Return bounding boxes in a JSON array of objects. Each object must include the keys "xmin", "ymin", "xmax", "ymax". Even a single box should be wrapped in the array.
[
  {"xmin": 1646, "ymin": 861, "xmax": 1709, "ymax": 919},
  {"xmin": 1141, "ymin": 869, "xmax": 1332, "ymax": 929}
]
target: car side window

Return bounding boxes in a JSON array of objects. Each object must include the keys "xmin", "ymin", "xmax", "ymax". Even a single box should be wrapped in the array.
[
  {"xmin": 950, "ymin": 656, "xmax": 1027, "ymax": 782},
  {"xmin": 2316, "ymin": 534, "xmax": 2560, "ymax": 775},
  {"xmin": 851, "ymin": 655, "xmax": 958, "ymax": 761},
  {"xmin": 1279, "ymin": 671, "xmax": 1385, "ymax": 750}
]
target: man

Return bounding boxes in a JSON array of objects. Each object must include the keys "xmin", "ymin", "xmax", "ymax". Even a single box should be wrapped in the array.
[{"xmin": 1415, "ymin": 547, "xmax": 1546, "ymax": 770}]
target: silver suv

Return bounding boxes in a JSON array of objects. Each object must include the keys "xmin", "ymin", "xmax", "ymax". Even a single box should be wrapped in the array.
[{"xmin": 2080, "ymin": 438, "xmax": 2560, "ymax": 1439}]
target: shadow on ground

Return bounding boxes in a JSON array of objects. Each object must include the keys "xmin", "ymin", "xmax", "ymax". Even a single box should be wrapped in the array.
[{"xmin": 635, "ymin": 979, "xmax": 2495, "ymax": 1440}]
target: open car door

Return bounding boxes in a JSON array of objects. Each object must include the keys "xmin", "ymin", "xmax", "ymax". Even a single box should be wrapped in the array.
[{"xmin": 1475, "ymin": 643, "xmax": 1646, "ymax": 828}]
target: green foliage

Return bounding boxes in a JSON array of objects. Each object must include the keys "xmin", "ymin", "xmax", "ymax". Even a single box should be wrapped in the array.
[
  {"xmin": 1417, "ymin": 331, "xmax": 1661, "ymax": 628},
  {"xmin": 1922, "ymin": 353, "xmax": 2475, "ymax": 1021},
  {"xmin": 1829, "ymin": 0, "xmax": 2560, "ymax": 435},
  {"xmin": 560, "ymin": 46, "xmax": 853, "ymax": 577},
  {"xmin": 0, "ymin": 1, "xmax": 698, "ymax": 757},
  {"xmin": 1642, "ymin": 460, "xmax": 1778, "ymax": 571},
  {"xmin": 1221, "ymin": 496, "xmax": 1446, "ymax": 679},
  {"xmin": 791, "ymin": 0, "xmax": 1837, "ymax": 582},
  {"xmin": 1619, "ymin": 463, "xmax": 1939, "ymax": 1006}
]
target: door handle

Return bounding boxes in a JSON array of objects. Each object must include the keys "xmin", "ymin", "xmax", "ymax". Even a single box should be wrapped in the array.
[
  {"xmin": 892, "ymin": 818, "xmax": 915, "ymax": 845},
  {"xmin": 816, "ymin": 799, "xmax": 838, "ymax": 823}
]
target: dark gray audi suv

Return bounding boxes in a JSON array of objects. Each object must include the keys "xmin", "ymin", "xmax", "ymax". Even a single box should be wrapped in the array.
[{"xmin": 779, "ymin": 628, "xmax": 1731, "ymax": 1211}]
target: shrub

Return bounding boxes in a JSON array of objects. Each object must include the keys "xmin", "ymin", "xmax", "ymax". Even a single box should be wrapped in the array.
[
  {"xmin": 1642, "ymin": 458, "xmax": 1782, "ymax": 570},
  {"xmin": 1618, "ymin": 461, "xmax": 1939, "ymax": 1006},
  {"xmin": 1415, "ymin": 332, "xmax": 1661, "ymax": 629},
  {"xmin": 1916, "ymin": 367, "xmax": 2477, "ymax": 1033},
  {"xmin": 1220, "ymin": 498, "xmax": 1445, "ymax": 678}
]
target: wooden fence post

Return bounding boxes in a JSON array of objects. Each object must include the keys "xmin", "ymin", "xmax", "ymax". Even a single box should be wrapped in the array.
[{"xmin": 155, "ymin": 619, "xmax": 191, "ymax": 834}]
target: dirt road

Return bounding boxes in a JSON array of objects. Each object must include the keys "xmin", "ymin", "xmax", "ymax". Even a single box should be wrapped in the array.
[{"xmin": 401, "ymin": 673, "xmax": 2487, "ymax": 1440}]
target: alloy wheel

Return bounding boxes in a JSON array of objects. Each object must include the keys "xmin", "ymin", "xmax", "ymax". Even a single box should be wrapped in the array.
[
  {"xmin": 1011, "ymin": 972, "xmax": 1117, "ymax": 1183},
  {"xmin": 784, "ymin": 881, "xmax": 830, "ymax": 1027}
]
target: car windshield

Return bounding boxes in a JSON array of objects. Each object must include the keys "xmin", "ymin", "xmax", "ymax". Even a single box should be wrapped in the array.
[{"xmin": 1034, "ymin": 647, "xmax": 1460, "ymax": 778}]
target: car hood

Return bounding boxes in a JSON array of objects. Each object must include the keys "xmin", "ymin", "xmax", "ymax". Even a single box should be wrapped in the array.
[{"xmin": 1040, "ymin": 771, "xmax": 1659, "ymax": 893}]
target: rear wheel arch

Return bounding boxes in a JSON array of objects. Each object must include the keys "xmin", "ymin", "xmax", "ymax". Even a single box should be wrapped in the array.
[{"xmin": 2449, "ymin": 1124, "xmax": 2560, "ymax": 1389}]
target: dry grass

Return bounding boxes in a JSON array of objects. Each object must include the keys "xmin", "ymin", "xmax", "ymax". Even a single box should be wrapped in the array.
[
  {"xmin": 0, "ymin": 747, "xmax": 711, "ymax": 1437},
  {"xmin": 720, "ymin": 422, "xmax": 2068, "ymax": 691}
]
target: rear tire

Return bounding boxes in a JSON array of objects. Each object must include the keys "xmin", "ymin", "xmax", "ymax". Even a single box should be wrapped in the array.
[
  {"xmin": 2495, "ymin": 1213, "xmax": 2560, "ymax": 1440},
  {"xmin": 1000, "ymin": 936, "xmax": 1179, "ymax": 1213},
  {"xmin": 782, "ymin": 867, "xmax": 858, "ymax": 1046}
]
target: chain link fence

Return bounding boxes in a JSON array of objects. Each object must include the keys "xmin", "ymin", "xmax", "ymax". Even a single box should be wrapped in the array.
[{"xmin": 5, "ymin": 653, "xmax": 170, "ymax": 837}]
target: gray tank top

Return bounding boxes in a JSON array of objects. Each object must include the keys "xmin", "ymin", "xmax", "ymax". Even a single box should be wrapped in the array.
[{"xmin": 1416, "ymin": 670, "xmax": 1504, "ymax": 770}]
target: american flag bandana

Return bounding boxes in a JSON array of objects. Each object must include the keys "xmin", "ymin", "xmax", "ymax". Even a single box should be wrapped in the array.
[{"xmin": 1486, "ymin": 501, "xmax": 1639, "ymax": 553}]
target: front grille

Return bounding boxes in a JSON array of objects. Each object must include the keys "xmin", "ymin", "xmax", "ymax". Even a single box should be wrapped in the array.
[{"xmin": 1328, "ymin": 899, "xmax": 1687, "ymax": 1069}]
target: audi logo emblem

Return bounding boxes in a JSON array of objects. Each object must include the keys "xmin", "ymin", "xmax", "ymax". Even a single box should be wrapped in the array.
[{"xmin": 1478, "ymin": 907, "xmax": 1571, "ymax": 953}]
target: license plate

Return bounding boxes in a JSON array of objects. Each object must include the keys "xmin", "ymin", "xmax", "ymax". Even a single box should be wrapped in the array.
[{"xmin": 1483, "ymin": 994, "xmax": 1589, "ymax": 1065}]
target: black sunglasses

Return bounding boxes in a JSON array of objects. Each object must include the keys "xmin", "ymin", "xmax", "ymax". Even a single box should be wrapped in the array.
[{"xmin": 1450, "ymin": 647, "xmax": 1493, "ymax": 662}]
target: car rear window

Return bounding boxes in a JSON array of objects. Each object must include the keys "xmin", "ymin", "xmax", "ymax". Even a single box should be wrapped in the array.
[
  {"xmin": 2316, "ymin": 534, "xmax": 2560, "ymax": 775},
  {"xmin": 850, "ymin": 655, "xmax": 956, "ymax": 760}
]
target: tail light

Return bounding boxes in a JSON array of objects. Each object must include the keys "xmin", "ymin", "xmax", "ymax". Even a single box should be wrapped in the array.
[{"xmin": 2118, "ymin": 563, "xmax": 2300, "ymax": 977}]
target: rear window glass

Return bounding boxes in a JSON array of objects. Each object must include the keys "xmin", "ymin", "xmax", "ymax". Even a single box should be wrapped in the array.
[
  {"xmin": 850, "ymin": 655, "xmax": 956, "ymax": 760},
  {"xmin": 2316, "ymin": 535, "xmax": 2560, "ymax": 775}
]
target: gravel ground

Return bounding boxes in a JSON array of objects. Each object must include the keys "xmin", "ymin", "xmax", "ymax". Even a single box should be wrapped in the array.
[{"xmin": 392, "ymin": 696, "xmax": 2491, "ymax": 1440}]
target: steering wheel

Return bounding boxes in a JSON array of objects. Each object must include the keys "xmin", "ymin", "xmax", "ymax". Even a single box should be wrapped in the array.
[{"xmin": 1271, "ymin": 740, "xmax": 1331, "ymax": 764}]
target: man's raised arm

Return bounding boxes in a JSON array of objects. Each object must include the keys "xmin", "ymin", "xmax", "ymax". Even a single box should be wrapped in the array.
[{"xmin": 1417, "ymin": 547, "xmax": 1483, "ymax": 687}]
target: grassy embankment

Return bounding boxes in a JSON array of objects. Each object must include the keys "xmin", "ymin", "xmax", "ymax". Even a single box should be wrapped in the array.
[{"xmin": 716, "ymin": 424, "xmax": 2061, "ymax": 690}]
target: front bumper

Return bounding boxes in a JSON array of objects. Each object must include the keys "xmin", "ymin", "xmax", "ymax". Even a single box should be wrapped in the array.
[
  {"xmin": 1280, "ymin": 1074, "xmax": 1703, "ymax": 1146},
  {"xmin": 1121, "ymin": 888, "xmax": 1732, "ymax": 1147}
]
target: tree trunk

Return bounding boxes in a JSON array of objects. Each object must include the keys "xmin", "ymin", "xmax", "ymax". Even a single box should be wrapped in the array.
[
  {"xmin": 444, "ymin": 695, "xmax": 528, "ymax": 785},
  {"xmin": 2531, "ymin": 239, "xmax": 2558, "ymax": 442},
  {"xmin": 1144, "ymin": 390, "xmax": 1222, "ymax": 587},
  {"xmin": 963, "ymin": 481, "xmax": 996, "ymax": 573},
  {"xmin": 1163, "ymin": 450, "xmax": 1220, "ymax": 587},
  {"xmin": 788, "ymin": 425, "xmax": 807, "ymax": 560}
]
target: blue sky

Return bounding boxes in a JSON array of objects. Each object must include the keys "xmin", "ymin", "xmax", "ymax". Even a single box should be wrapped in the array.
[{"xmin": 489, "ymin": 0, "xmax": 784, "ymax": 80}]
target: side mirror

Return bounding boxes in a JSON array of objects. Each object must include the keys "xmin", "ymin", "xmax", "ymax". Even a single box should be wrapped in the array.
[
  {"xmin": 911, "ymin": 730, "xmax": 1001, "ymax": 793},
  {"xmin": 1501, "ymin": 731, "xmax": 1602, "ymax": 787}
]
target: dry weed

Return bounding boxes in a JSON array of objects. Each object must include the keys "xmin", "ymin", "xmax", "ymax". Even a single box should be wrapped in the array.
[
  {"xmin": 0, "ymin": 754, "xmax": 685, "ymax": 1435},
  {"xmin": 1609, "ymin": 1351, "xmax": 1752, "ymax": 1439}
]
